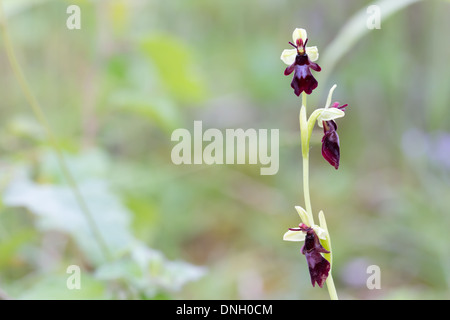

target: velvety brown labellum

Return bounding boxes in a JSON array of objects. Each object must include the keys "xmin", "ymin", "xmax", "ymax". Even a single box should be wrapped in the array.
[
  {"xmin": 284, "ymin": 54, "xmax": 321, "ymax": 96},
  {"xmin": 290, "ymin": 224, "xmax": 331, "ymax": 288},
  {"xmin": 321, "ymin": 120, "xmax": 340, "ymax": 169}
]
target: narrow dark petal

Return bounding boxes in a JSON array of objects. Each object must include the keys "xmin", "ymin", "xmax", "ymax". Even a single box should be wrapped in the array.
[
  {"xmin": 309, "ymin": 61, "xmax": 321, "ymax": 72},
  {"xmin": 331, "ymin": 102, "xmax": 348, "ymax": 111},
  {"xmin": 284, "ymin": 63, "xmax": 295, "ymax": 76},
  {"xmin": 321, "ymin": 121, "xmax": 340, "ymax": 169},
  {"xmin": 298, "ymin": 223, "xmax": 310, "ymax": 231}
]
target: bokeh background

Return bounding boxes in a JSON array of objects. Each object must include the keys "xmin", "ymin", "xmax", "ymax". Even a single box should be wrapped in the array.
[{"xmin": 1, "ymin": 0, "xmax": 450, "ymax": 300}]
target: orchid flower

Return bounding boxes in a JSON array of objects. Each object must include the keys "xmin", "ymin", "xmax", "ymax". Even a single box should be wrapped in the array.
[
  {"xmin": 307, "ymin": 84, "xmax": 348, "ymax": 169},
  {"xmin": 283, "ymin": 206, "xmax": 331, "ymax": 288},
  {"xmin": 281, "ymin": 28, "xmax": 321, "ymax": 96}
]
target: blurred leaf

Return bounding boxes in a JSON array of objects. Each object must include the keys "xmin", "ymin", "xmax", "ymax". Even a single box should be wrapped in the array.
[
  {"xmin": 140, "ymin": 34, "xmax": 206, "ymax": 104},
  {"xmin": 125, "ymin": 195, "xmax": 159, "ymax": 241},
  {"xmin": 2, "ymin": 150, "xmax": 206, "ymax": 296},
  {"xmin": 2, "ymin": 0, "xmax": 52, "ymax": 17},
  {"xmin": 95, "ymin": 243, "xmax": 207, "ymax": 297},
  {"xmin": 3, "ymin": 170, "xmax": 133, "ymax": 265},
  {"xmin": 39, "ymin": 148, "xmax": 111, "ymax": 183},
  {"xmin": 108, "ymin": 90, "xmax": 181, "ymax": 132},
  {"xmin": 0, "ymin": 229, "xmax": 35, "ymax": 269},
  {"xmin": 16, "ymin": 272, "xmax": 106, "ymax": 300},
  {"xmin": 102, "ymin": 51, "xmax": 182, "ymax": 131},
  {"xmin": 6, "ymin": 116, "xmax": 45, "ymax": 142}
]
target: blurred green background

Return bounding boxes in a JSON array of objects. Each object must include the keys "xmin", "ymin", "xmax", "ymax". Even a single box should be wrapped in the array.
[{"xmin": 1, "ymin": 0, "xmax": 450, "ymax": 300}]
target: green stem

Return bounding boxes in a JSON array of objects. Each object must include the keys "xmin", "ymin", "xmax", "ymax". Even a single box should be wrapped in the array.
[
  {"xmin": 326, "ymin": 274, "xmax": 338, "ymax": 300},
  {"xmin": 0, "ymin": 2, "xmax": 111, "ymax": 261},
  {"xmin": 302, "ymin": 91, "xmax": 307, "ymax": 110},
  {"xmin": 318, "ymin": 211, "xmax": 338, "ymax": 299},
  {"xmin": 299, "ymin": 93, "xmax": 314, "ymax": 225},
  {"xmin": 302, "ymin": 155, "xmax": 314, "ymax": 225}
]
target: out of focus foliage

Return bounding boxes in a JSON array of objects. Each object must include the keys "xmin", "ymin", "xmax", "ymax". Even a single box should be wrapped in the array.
[{"xmin": 1, "ymin": 0, "xmax": 450, "ymax": 299}]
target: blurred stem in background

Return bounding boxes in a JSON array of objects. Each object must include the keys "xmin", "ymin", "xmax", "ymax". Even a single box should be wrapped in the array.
[
  {"xmin": 0, "ymin": 1, "xmax": 111, "ymax": 261},
  {"xmin": 317, "ymin": 0, "xmax": 422, "ymax": 99}
]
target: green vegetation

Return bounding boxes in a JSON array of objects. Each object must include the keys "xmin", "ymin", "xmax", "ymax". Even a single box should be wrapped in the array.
[{"xmin": 1, "ymin": 0, "xmax": 450, "ymax": 299}]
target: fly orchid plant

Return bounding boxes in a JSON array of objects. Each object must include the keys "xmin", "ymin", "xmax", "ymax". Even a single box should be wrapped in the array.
[{"xmin": 281, "ymin": 28, "xmax": 349, "ymax": 299}]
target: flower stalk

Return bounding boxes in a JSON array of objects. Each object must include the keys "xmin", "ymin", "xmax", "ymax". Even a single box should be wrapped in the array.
[
  {"xmin": 299, "ymin": 102, "xmax": 313, "ymax": 225},
  {"xmin": 282, "ymin": 28, "xmax": 348, "ymax": 300}
]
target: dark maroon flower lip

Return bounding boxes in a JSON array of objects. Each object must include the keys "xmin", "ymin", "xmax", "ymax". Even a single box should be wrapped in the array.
[
  {"xmin": 293, "ymin": 223, "xmax": 330, "ymax": 288},
  {"xmin": 284, "ymin": 46, "xmax": 321, "ymax": 96},
  {"xmin": 321, "ymin": 102, "xmax": 348, "ymax": 170},
  {"xmin": 322, "ymin": 120, "xmax": 340, "ymax": 169}
]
